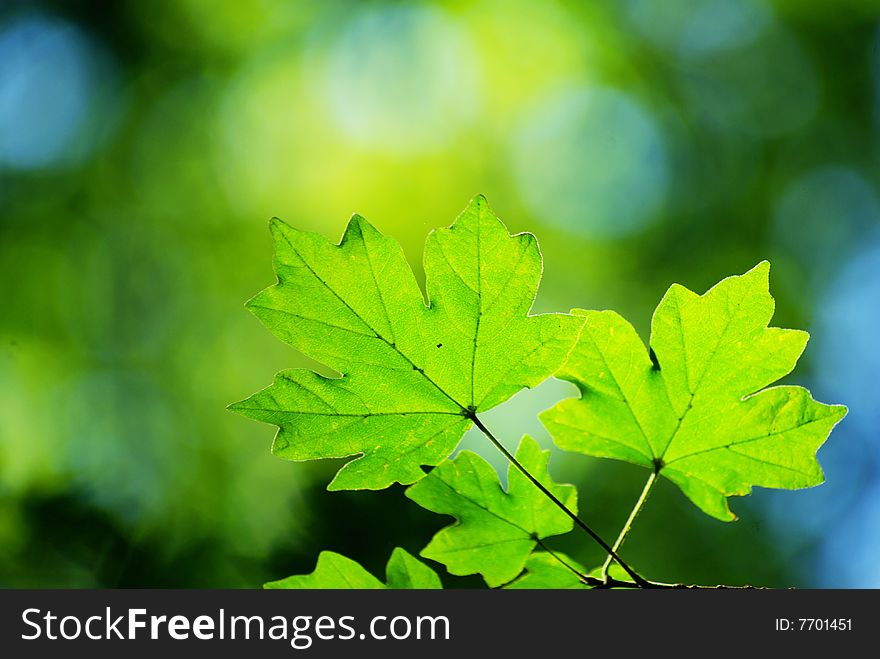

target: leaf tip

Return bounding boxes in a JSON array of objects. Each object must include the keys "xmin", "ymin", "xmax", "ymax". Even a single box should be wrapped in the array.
[
  {"xmin": 344, "ymin": 212, "xmax": 372, "ymax": 234},
  {"xmin": 830, "ymin": 403, "xmax": 849, "ymax": 422},
  {"xmin": 225, "ymin": 399, "xmax": 244, "ymax": 412},
  {"xmin": 463, "ymin": 193, "xmax": 501, "ymax": 224},
  {"xmin": 709, "ymin": 499, "xmax": 738, "ymax": 522},
  {"xmin": 340, "ymin": 213, "xmax": 371, "ymax": 244},
  {"xmin": 470, "ymin": 192, "xmax": 489, "ymax": 207},
  {"xmin": 268, "ymin": 216, "xmax": 290, "ymax": 235},
  {"xmin": 270, "ymin": 433, "xmax": 291, "ymax": 454},
  {"xmin": 243, "ymin": 290, "xmax": 264, "ymax": 312},
  {"xmin": 226, "ymin": 395, "xmax": 263, "ymax": 420},
  {"xmin": 515, "ymin": 434, "xmax": 542, "ymax": 458},
  {"xmin": 746, "ymin": 260, "xmax": 771, "ymax": 283}
]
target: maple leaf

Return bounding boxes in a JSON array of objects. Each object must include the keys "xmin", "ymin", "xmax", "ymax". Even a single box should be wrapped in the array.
[
  {"xmin": 503, "ymin": 552, "xmax": 591, "ymax": 589},
  {"xmin": 230, "ymin": 196, "xmax": 582, "ymax": 490},
  {"xmin": 541, "ymin": 262, "xmax": 847, "ymax": 520},
  {"xmin": 406, "ymin": 436, "xmax": 576, "ymax": 587},
  {"xmin": 264, "ymin": 548, "xmax": 441, "ymax": 589},
  {"xmin": 504, "ymin": 553, "xmax": 639, "ymax": 589}
]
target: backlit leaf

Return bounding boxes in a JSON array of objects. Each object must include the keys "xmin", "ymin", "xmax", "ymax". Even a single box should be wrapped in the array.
[
  {"xmin": 406, "ymin": 436, "xmax": 576, "ymax": 587},
  {"xmin": 231, "ymin": 196, "xmax": 582, "ymax": 490},
  {"xmin": 541, "ymin": 262, "xmax": 847, "ymax": 520},
  {"xmin": 264, "ymin": 548, "xmax": 441, "ymax": 589}
]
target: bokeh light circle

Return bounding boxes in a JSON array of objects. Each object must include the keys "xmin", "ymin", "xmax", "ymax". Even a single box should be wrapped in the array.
[
  {"xmin": 626, "ymin": 0, "xmax": 770, "ymax": 59},
  {"xmin": 772, "ymin": 166, "xmax": 880, "ymax": 289},
  {"xmin": 675, "ymin": 22, "xmax": 818, "ymax": 138},
  {"xmin": 323, "ymin": 5, "xmax": 480, "ymax": 154},
  {"xmin": 0, "ymin": 14, "xmax": 119, "ymax": 170},
  {"xmin": 815, "ymin": 238, "xmax": 880, "ymax": 437},
  {"xmin": 511, "ymin": 87, "xmax": 668, "ymax": 238}
]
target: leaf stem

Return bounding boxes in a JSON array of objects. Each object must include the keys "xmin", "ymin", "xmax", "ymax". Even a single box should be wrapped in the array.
[
  {"xmin": 600, "ymin": 469, "xmax": 658, "ymax": 582},
  {"xmin": 468, "ymin": 413, "xmax": 649, "ymax": 588}
]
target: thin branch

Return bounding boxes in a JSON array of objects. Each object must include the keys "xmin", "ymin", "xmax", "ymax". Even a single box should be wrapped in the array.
[
  {"xmin": 597, "ymin": 578, "xmax": 764, "ymax": 590},
  {"xmin": 468, "ymin": 412, "xmax": 650, "ymax": 588},
  {"xmin": 601, "ymin": 469, "xmax": 658, "ymax": 581}
]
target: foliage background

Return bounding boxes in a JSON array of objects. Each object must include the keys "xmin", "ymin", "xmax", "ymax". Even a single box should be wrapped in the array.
[{"xmin": 1, "ymin": 0, "xmax": 878, "ymax": 588}]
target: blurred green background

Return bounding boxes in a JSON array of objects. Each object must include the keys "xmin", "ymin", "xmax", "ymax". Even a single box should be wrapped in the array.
[{"xmin": 1, "ymin": 0, "xmax": 878, "ymax": 588}]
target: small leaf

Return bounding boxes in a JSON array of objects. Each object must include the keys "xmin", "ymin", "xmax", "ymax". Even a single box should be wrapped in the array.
[
  {"xmin": 504, "ymin": 554, "xmax": 639, "ymax": 589},
  {"xmin": 385, "ymin": 547, "xmax": 443, "ymax": 589},
  {"xmin": 541, "ymin": 262, "xmax": 847, "ymax": 521},
  {"xmin": 264, "ymin": 548, "xmax": 441, "ymax": 589},
  {"xmin": 504, "ymin": 552, "xmax": 591, "ymax": 589},
  {"xmin": 406, "ymin": 436, "xmax": 576, "ymax": 587},
  {"xmin": 231, "ymin": 196, "xmax": 582, "ymax": 490},
  {"xmin": 585, "ymin": 563, "xmax": 637, "ymax": 585},
  {"xmin": 264, "ymin": 551, "xmax": 385, "ymax": 589}
]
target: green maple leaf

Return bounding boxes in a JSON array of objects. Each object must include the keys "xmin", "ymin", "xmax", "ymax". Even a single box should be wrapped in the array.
[
  {"xmin": 230, "ymin": 196, "xmax": 581, "ymax": 490},
  {"xmin": 541, "ymin": 262, "xmax": 847, "ymax": 521},
  {"xmin": 504, "ymin": 552, "xmax": 590, "ymax": 589},
  {"xmin": 264, "ymin": 548, "xmax": 442, "ymax": 589},
  {"xmin": 504, "ymin": 553, "xmax": 638, "ymax": 589},
  {"xmin": 405, "ymin": 436, "xmax": 576, "ymax": 587}
]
